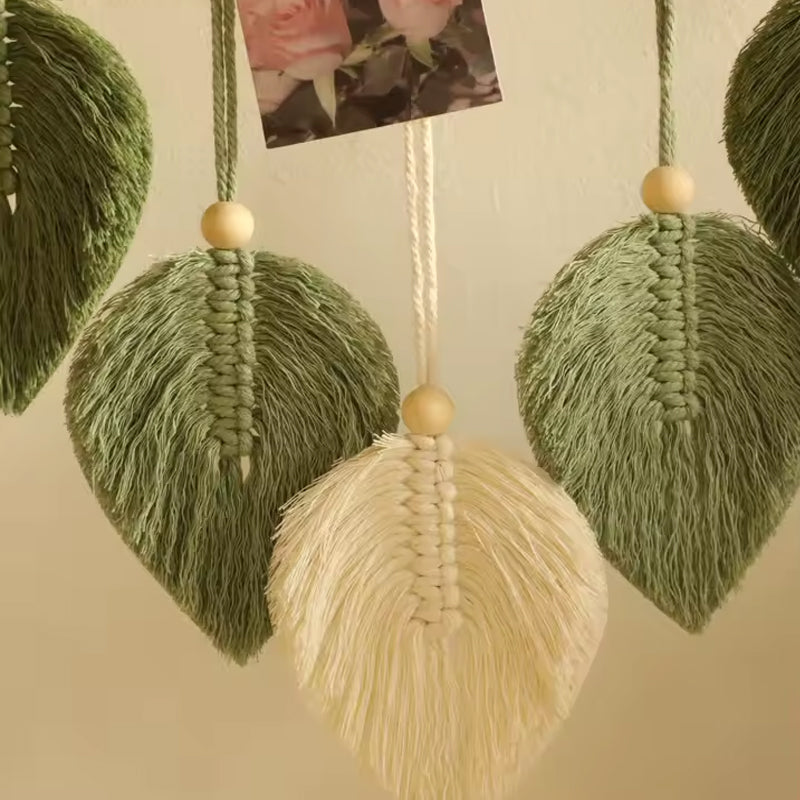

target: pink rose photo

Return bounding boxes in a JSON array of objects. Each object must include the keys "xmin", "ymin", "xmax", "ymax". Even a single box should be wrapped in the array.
[{"xmin": 238, "ymin": 0, "xmax": 502, "ymax": 148}]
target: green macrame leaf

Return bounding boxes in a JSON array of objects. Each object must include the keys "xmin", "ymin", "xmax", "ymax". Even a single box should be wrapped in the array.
[
  {"xmin": 516, "ymin": 213, "xmax": 800, "ymax": 632},
  {"xmin": 725, "ymin": 0, "xmax": 800, "ymax": 267},
  {"xmin": 65, "ymin": 249, "xmax": 400, "ymax": 664},
  {"xmin": 0, "ymin": 0, "xmax": 152, "ymax": 414}
]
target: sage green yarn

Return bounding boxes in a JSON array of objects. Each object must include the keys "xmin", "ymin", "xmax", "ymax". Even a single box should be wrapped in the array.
[
  {"xmin": 0, "ymin": 0, "xmax": 152, "ymax": 414},
  {"xmin": 516, "ymin": 213, "xmax": 800, "ymax": 631},
  {"xmin": 725, "ymin": 0, "xmax": 800, "ymax": 267},
  {"xmin": 66, "ymin": 250, "xmax": 399, "ymax": 664},
  {"xmin": 63, "ymin": 0, "xmax": 398, "ymax": 663}
]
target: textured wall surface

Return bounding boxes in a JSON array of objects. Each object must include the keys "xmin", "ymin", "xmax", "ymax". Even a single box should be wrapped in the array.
[{"xmin": 1, "ymin": 1, "xmax": 798, "ymax": 798}]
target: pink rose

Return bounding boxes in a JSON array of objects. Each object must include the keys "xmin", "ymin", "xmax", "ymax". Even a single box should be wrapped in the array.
[
  {"xmin": 378, "ymin": 0, "xmax": 462, "ymax": 43},
  {"xmin": 240, "ymin": 0, "xmax": 353, "ymax": 82},
  {"xmin": 251, "ymin": 69, "xmax": 300, "ymax": 114}
]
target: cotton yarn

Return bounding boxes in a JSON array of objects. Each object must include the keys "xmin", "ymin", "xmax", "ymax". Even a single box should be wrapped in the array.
[
  {"xmin": 67, "ymin": 250, "xmax": 398, "ymax": 663},
  {"xmin": 516, "ymin": 0, "xmax": 800, "ymax": 632},
  {"xmin": 271, "ymin": 434, "xmax": 607, "ymax": 800},
  {"xmin": 269, "ymin": 119, "xmax": 607, "ymax": 800},
  {"xmin": 65, "ymin": 0, "xmax": 399, "ymax": 664},
  {"xmin": 517, "ymin": 213, "xmax": 800, "ymax": 631},
  {"xmin": 725, "ymin": 0, "xmax": 800, "ymax": 266},
  {"xmin": 0, "ymin": 0, "xmax": 151, "ymax": 414}
]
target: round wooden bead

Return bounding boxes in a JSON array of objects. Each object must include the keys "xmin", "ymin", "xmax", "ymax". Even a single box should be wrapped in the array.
[
  {"xmin": 402, "ymin": 384, "xmax": 455, "ymax": 436},
  {"xmin": 201, "ymin": 201, "xmax": 255, "ymax": 249},
  {"xmin": 641, "ymin": 166, "xmax": 695, "ymax": 214}
]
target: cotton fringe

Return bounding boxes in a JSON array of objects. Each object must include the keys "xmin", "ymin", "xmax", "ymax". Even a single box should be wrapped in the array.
[
  {"xmin": 517, "ymin": 212, "xmax": 800, "ymax": 632},
  {"xmin": 269, "ymin": 433, "xmax": 607, "ymax": 800},
  {"xmin": 0, "ymin": 0, "xmax": 151, "ymax": 414},
  {"xmin": 725, "ymin": 0, "xmax": 800, "ymax": 267},
  {"xmin": 66, "ymin": 249, "xmax": 399, "ymax": 664}
]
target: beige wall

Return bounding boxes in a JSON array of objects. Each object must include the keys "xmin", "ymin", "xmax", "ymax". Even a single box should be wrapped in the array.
[{"xmin": 2, "ymin": 0, "xmax": 798, "ymax": 798}]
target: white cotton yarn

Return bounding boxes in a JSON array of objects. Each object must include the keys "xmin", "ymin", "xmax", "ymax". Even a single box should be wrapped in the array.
[
  {"xmin": 267, "ymin": 117, "xmax": 608, "ymax": 799},
  {"xmin": 269, "ymin": 433, "xmax": 607, "ymax": 800}
]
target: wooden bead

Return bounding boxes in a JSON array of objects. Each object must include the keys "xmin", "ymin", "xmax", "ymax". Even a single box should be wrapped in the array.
[
  {"xmin": 201, "ymin": 201, "xmax": 255, "ymax": 249},
  {"xmin": 402, "ymin": 384, "xmax": 455, "ymax": 436},
  {"xmin": 641, "ymin": 166, "xmax": 695, "ymax": 213}
]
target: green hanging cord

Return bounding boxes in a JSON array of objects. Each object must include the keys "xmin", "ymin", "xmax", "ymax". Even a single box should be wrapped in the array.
[
  {"xmin": 203, "ymin": 0, "xmax": 257, "ymax": 465},
  {"xmin": 655, "ymin": 0, "xmax": 676, "ymax": 167},
  {"xmin": 210, "ymin": 0, "xmax": 238, "ymax": 201},
  {"xmin": 641, "ymin": 0, "xmax": 693, "ymax": 214}
]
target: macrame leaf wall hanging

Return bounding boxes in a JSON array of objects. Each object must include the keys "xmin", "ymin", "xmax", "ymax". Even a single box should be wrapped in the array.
[
  {"xmin": 516, "ymin": 0, "xmax": 800, "ymax": 633},
  {"xmin": 725, "ymin": 0, "xmax": 800, "ymax": 265},
  {"xmin": 65, "ymin": 0, "xmax": 399, "ymax": 665},
  {"xmin": 269, "ymin": 119, "xmax": 608, "ymax": 800},
  {"xmin": 0, "ymin": 0, "xmax": 152, "ymax": 414}
]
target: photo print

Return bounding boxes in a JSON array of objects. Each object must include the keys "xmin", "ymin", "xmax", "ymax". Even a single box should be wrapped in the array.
[{"xmin": 238, "ymin": 0, "xmax": 503, "ymax": 148}]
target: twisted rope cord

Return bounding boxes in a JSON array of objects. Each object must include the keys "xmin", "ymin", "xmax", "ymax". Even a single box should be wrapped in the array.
[
  {"xmin": 207, "ymin": 250, "xmax": 256, "ymax": 458},
  {"xmin": 207, "ymin": 0, "xmax": 255, "ymax": 462},
  {"xmin": 406, "ymin": 122, "xmax": 459, "ymax": 631},
  {"xmin": 403, "ymin": 120, "xmax": 461, "ymax": 638},
  {"xmin": 404, "ymin": 118, "xmax": 438, "ymax": 386},
  {"xmin": 647, "ymin": 215, "xmax": 699, "ymax": 422},
  {"xmin": 211, "ymin": 0, "xmax": 238, "ymax": 201},
  {"xmin": 406, "ymin": 434, "xmax": 462, "ymax": 638},
  {"xmin": 0, "ymin": 5, "xmax": 16, "ymax": 196},
  {"xmin": 656, "ymin": 0, "xmax": 676, "ymax": 166},
  {"xmin": 650, "ymin": 1, "xmax": 699, "ymax": 421}
]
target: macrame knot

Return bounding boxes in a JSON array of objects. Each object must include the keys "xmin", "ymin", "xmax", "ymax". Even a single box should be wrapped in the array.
[
  {"xmin": 205, "ymin": 248, "xmax": 256, "ymax": 459},
  {"xmin": 0, "ymin": 32, "xmax": 16, "ymax": 197},
  {"xmin": 405, "ymin": 433, "xmax": 462, "ymax": 640},
  {"xmin": 647, "ymin": 213, "xmax": 700, "ymax": 423}
]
